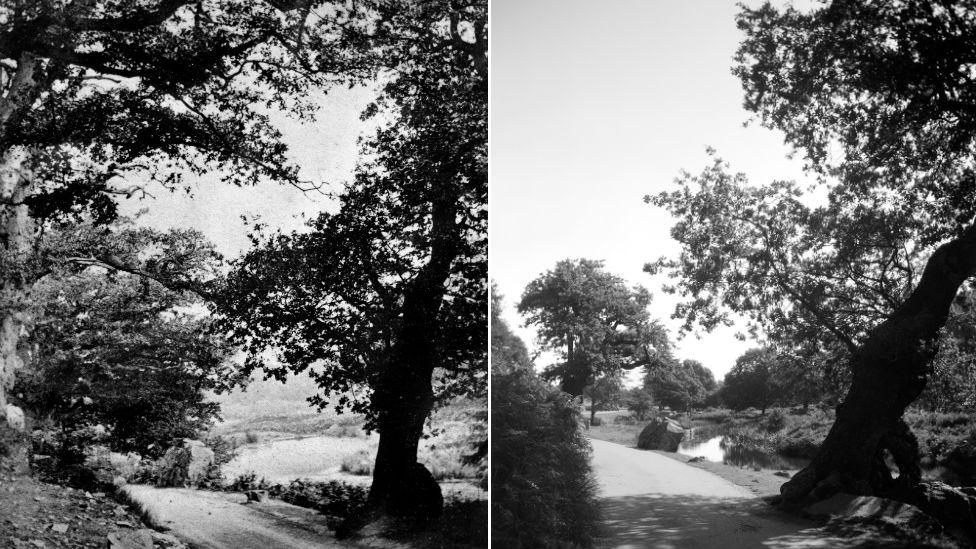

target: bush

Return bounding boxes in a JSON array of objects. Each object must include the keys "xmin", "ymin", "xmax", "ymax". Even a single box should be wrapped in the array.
[
  {"xmin": 244, "ymin": 431, "xmax": 259, "ymax": 444},
  {"xmin": 613, "ymin": 414, "xmax": 636, "ymax": 425},
  {"xmin": 492, "ymin": 370, "xmax": 600, "ymax": 549},
  {"xmin": 273, "ymin": 479, "xmax": 369, "ymax": 530},
  {"xmin": 764, "ymin": 410, "xmax": 787, "ymax": 432}
]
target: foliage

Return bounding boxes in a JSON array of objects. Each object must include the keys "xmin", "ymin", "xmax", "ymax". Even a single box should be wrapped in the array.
[
  {"xmin": 15, "ymin": 224, "xmax": 240, "ymax": 460},
  {"xmin": 918, "ymin": 291, "xmax": 976, "ymax": 412},
  {"xmin": 720, "ymin": 348, "xmax": 780, "ymax": 414},
  {"xmin": 624, "ymin": 387, "xmax": 655, "ymax": 421},
  {"xmin": 492, "ymin": 368, "xmax": 601, "ymax": 549},
  {"xmin": 644, "ymin": 358, "xmax": 715, "ymax": 411},
  {"xmin": 0, "ymin": 0, "xmax": 350, "ymax": 226},
  {"xmin": 216, "ymin": 0, "xmax": 487, "ymax": 423},
  {"xmin": 583, "ymin": 372, "xmax": 623, "ymax": 418},
  {"xmin": 491, "ymin": 284, "xmax": 533, "ymax": 375},
  {"xmin": 272, "ymin": 479, "xmax": 370, "ymax": 531},
  {"xmin": 519, "ymin": 258, "xmax": 669, "ymax": 395}
]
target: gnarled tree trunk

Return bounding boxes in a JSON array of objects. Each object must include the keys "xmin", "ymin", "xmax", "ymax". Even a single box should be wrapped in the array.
[{"xmin": 781, "ymin": 223, "xmax": 976, "ymax": 535}]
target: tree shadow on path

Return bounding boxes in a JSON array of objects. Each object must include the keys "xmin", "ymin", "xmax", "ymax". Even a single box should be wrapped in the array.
[{"xmin": 597, "ymin": 493, "xmax": 832, "ymax": 549}]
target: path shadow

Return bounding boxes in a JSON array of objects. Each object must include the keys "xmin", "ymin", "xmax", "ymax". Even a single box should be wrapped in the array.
[{"xmin": 597, "ymin": 494, "xmax": 816, "ymax": 549}]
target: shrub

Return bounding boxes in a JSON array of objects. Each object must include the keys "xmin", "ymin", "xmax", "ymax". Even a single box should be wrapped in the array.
[
  {"xmin": 764, "ymin": 409, "xmax": 787, "ymax": 432},
  {"xmin": 613, "ymin": 414, "xmax": 636, "ymax": 425},
  {"xmin": 244, "ymin": 431, "xmax": 259, "ymax": 444},
  {"xmin": 273, "ymin": 479, "xmax": 369, "ymax": 530},
  {"xmin": 492, "ymin": 370, "xmax": 600, "ymax": 549}
]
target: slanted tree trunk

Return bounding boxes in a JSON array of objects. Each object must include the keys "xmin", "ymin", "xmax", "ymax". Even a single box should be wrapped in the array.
[{"xmin": 781, "ymin": 224, "xmax": 976, "ymax": 531}]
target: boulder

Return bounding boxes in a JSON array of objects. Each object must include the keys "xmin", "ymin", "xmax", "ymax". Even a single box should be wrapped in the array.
[
  {"xmin": 636, "ymin": 417, "xmax": 685, "ymax": 451},
  {"xmin": 805, "ymin": 493, "xmax": 942, "ymax": 535},
  {"xmin": 106, "ymin": 529, "xmax": 153, "ymax": 549},
  {"xmin": 4, "ymin": 404, "xmax": 24, "ymax": 431},
  {"xmin": 149, "ymin": 531, "xmax": 188, "ymax": 549},
  {"xmin": 155, "ymin": 439, "xmax": 214, "ymax": 488}
]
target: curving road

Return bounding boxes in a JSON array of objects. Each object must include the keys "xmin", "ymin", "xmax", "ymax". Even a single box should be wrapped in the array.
[{"xmin": 589, "ymin": 438, "xmax": 835, "ymax": 549}]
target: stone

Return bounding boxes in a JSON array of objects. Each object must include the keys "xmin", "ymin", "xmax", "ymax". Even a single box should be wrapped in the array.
[
  {"xmin": 805, "ymin": 493, "xmax": 941, "ymax": 534},
  {"xmin": 244, "ymin": 489, "xmax": 267, "ymax": 503},
  {"xmin": 636, "ymin": 417, "xmax": 685, "ymax": 452},
  {"xmin": 107, "ymin": 529, "xmax": 153, "ymax": 549},
  {"xmin": 49, "ymin": 523, "xmax": 68, "ymax": 534},
  {"xmin": 688, "ymin": 456, "xmax": 706, "ymax": 463},
  {"xmin": 155, "ymin": 439, "xmax": 214, "ymax": 488},
  {"xmin": 774, "ymin": 471, "xmax": 791, "ymax": 478},
  {"xmin": 4, "ymin": 404, "xmax": 24, "ymax": 431},
  {"xmin": 149, "ymin": 531, "xmax": 186, "ymax": 548}
]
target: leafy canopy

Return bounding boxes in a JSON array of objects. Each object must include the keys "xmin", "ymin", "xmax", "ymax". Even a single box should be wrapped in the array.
[{"xmin": 519, "ymin": 259, "xmax": 669, "ymax": 395}]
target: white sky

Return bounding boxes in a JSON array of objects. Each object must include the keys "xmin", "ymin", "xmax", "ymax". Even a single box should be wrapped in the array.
[
  {"xmin": 490, "ymin": 0, "xmax": 815, "ymax": 382},
  {"xmin": 119, "ymin": 86, "xmax": 376, "ymax": 258}
]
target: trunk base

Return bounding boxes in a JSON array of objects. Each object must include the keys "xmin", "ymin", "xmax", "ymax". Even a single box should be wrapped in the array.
[{"xmin": 338, "ymin": 462, "xmax": 443, "ymax": 538}]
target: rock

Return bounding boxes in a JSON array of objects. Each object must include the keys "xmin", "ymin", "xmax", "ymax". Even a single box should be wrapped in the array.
[
  {"xmin": 774, "ymin": 471, "xmax": 791, "ymax": 478},
  {"xmin": 805, "ymin": 493, "xmax": 941, "ymax": 534},
  {"xmin": 636, "ymin": 417, "xmax": 685, "ymax": 451},
  {"xmin": 244, "ymin": 489, "xmax": 268, "ymax": 503},
  {"xmin": 49, "ymin": 523, "xmax": 68, "ymax": 534},
  {"xmin": 688, "ymin": 456, "xmax": 706, "ymax": 463},
  {"xmin": 155, "ymin": 439, "xmax": 214, "ymax": 488},
  {"xmin": 4, "ymin": 404, "xmax": 25, "ymax": 431},
  {"xmin": 149, "ymin": 531, "xmax": 186, "ymax": 548},
  {"xmin": 106, "ymin": 529, "xmax": 153, "ymax": 549}
]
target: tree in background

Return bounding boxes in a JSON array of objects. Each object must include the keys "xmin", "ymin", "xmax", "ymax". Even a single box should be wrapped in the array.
[
  {"xmin": 653, "ymin": 0, "xmax": 976, "ymax": 515},
  {"xmin": 624, "ymin": 387, "xmax": 655, "ymax": 421},
  {"xmin": 917, "ymin": 290, "xmax": 976, "ymax": 412},
  {"xmin": 582, "ymin": 372, "xmax": 622, "ymax": 426},
  {"xmin": 0, "ymin": 0, "xmax": 342, "ymax": 414},
  {"xmin": 519, "ymin": 259, "xmax": 670, "ymax": 396},
  {"xmin": 491, "ymin": 292, "xmax": 600, "ymax": 549},
  {"xmin": 644, "ymin": 358, "xmax": 715, "ymax": 412},
  {"xmin": 721, "ymin": 348, "xmax": 779, "ymax": 415},
  {"xmin": 217, "ymin": 0, "xmax": 487, "ymax": 525}
]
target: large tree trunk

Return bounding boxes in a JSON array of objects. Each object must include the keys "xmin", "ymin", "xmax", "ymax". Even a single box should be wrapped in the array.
[
  {"xmin": 780, "ymin": 224, "xmax": 976, "ymax": 534},
  {"xmin": 355, "ymin": 193, "xmax": 460, "ymax": 531},
  {"xmin": 0, "ymin": 53, "xmax": 40, "ymax": 417},
  {"xmin": 0, "ymin": 148, "xmax": 34, "ymax": 414}
]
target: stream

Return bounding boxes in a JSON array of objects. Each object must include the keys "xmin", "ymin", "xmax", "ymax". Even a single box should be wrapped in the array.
[{"xmin": 675, "ymin": 424, "xmax": 810, "ymax": 471}]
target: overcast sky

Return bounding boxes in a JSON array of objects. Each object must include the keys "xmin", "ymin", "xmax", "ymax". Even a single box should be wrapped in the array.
[{"xmin": 490, "ymin": 0, "xmax": 815, "ymax": 382}]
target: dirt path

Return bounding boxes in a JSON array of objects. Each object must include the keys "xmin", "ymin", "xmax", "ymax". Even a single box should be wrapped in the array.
[
  {"xmin": 122, "ymin": 485, "xmax": 352, "ymax": 549},
  {"xmin": 589, "ymin": 438, "xmax": 834, "ymax": 549}
]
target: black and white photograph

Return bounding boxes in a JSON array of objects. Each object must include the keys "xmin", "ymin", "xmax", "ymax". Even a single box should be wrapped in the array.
[
  {"xmin": 0, "ymin": 1, "xmax": 487, "ymax": 548},
  {"xmin": 492, "ymin": 1, "xmax": 976, "ymax": 548}
]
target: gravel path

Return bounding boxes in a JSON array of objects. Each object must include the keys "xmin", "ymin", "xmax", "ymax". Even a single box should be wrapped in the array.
[
  {"xmin": 122, "ymin": 485, "xmax": 352, "ymax": 549},
  {"xmin": 589, "ymin": 438, "xmax": 830, "ymax": 549}
]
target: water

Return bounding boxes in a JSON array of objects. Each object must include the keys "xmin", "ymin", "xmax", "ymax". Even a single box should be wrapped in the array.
[{"xmin": 676, "ymin": 425, "xmax": 810, "ymax": 471}]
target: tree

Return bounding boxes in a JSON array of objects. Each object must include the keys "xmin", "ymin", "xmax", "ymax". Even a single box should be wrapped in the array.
[
  {"xmin": 721, "ymin": 348, "xmax": 778, "ymax": 415},
  {"xmin": 624, "ymin": 387, "xmax": 654, "ymax": 421},
  {"xmin": 518, "ymin": 259, "xmax": 670, "ymax": 396},
  {"xmin": 582, "ymin": 372, "xmax": 622, "ymax": 426},
  {"xmin": 917, "ymin": 290, "xmax": 976, "ymax": 412},
  {"xmin": 653, "ymin": 0, "xmax": 976, "ymax": 519},
  {"xmin": 216, "ymin": 0, "xmax": 487, "ymax": 525},
  {"xmin": 0, "ymin": 0, "xmax": 349, "ymax": 415},
  {"xmin": 15, "ymin": 223, "xmax": 239, "ymax": 461},
  {"xmin": 644, "ymin": 358, "xmax": 714, "ymax": 412}
]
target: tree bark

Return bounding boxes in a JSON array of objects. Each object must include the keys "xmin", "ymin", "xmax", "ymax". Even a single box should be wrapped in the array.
[
  {"xmin": 0, "ymin": 148, "xmax": 34, "ymax": 413},
  {"xmin": 357, "ymin": 192, "xmax": 460, "ymax": 529},
  {"xmin": 781, "ymin": 224, "xmax": 976, "ymax": 511}
]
